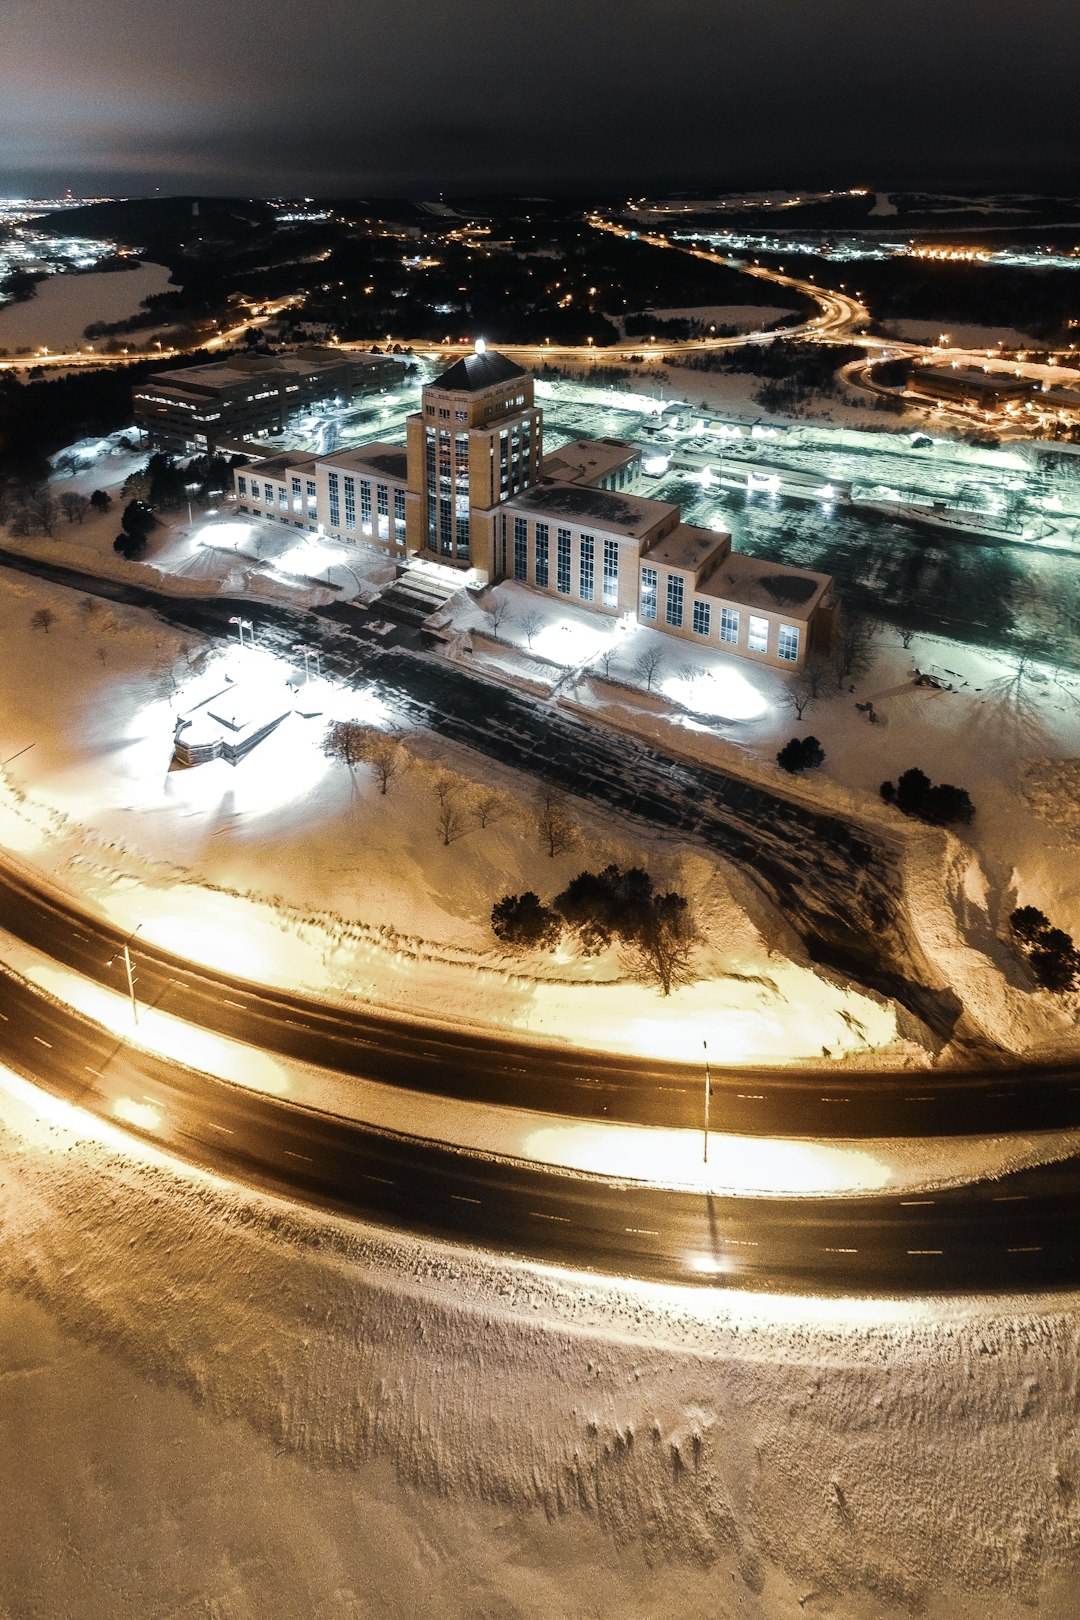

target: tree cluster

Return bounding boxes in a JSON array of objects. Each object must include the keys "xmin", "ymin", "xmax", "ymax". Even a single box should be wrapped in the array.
[
  {"xmin": 492, "ymin": 864, "xmax": 697, "ymax": 996},
  {"xmin": 1009, "ymin": 907, "xmax": 1080, "ymax": 994},
  {"xmin": 880, "ymin": 768, "xmax": 974, "ymax": 826},
  {"xmin": 777, "ymin": 735, "xmax": 825, "ymax": 773}
]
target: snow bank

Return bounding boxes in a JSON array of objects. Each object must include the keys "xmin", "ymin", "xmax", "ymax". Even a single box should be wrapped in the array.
[{"xmin": 2, "ymin": 1078, "xmax": 1079, "ymax": 1620}]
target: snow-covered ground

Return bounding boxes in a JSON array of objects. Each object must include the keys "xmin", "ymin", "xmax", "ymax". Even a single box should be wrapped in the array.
[
  {"xmin": 879, "ymin": 318, "xmax": 1046, "ymax": 351},
  {"xmin": 2, "ymin": 1073, "xmax": 1079, "ymax": 1620},
  {"xmin": 2, "ymin": 415, "xmax": 1080, "ymax": 1061},
  {"xmin": 0, "ymin": 261, "xmax": 173, "ymax": 351}
]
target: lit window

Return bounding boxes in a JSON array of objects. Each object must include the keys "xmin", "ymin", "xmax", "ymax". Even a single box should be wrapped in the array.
[
  {"xmin": 579, "ymin": 534, "xmax": 594, "ymax": 602},
  {"xmin": 250, "ymin": 479, "xmax": 260, "ymax": 500},
  {"xmin": 556, "ymin": 528, "xmax": 571, "ymax": 595},
  {"xmin": 748, "ymin": 615, "xmax": 769, "ymax": 654},
  {"xmin": 237, "ymin": 475, "xmax": 247, "ymax": 496},
  {"xmin": 666, "ymin": 574, "xmax": 684, "ymax": 629},
  {"xmin": 535, "ymin": 522, "xmax": 549, "ymax": 588},
  {"xmin": 719, "ymin": 606, "xmax": 739, "ymax": 643},
  {"xmin": 640, "ymin": 565, "xmax": 657, "ymax": 620},
  {"xmin": 514, "ymin": 516, "xmax": 528, "ymax": 581},
  {"xmin": 602, "ymin": 538, "xmax": 619, "ymax": 608},
  {"xmin": 778, "ymin": 623, "xmax": 800, "ymax": 662}
]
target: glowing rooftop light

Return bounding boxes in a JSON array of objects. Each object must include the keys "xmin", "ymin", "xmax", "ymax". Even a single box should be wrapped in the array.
[{"xmin": 474, "ymin": 337, "xmax": 486, "ymax": 354}]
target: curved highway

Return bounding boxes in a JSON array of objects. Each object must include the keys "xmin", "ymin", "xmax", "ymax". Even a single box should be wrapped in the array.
[
  {"xmin": 1, "ymin": 960, "xmax": 1077, "ymax": 1294},
  {"xmin": 3, "ymin": 856, "xmax": 1080, "ymax": 1143}
]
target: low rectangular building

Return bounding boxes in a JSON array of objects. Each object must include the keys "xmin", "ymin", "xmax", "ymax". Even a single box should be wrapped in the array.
[{"xmin": 134, "ymin": 347, "xmax": 399, "ymax": 453}]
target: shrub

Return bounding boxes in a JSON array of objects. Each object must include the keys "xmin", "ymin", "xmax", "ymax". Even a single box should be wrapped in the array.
[
  {"xmin": 1009, "ymin": 907, "xmax": 1079, "ymax": 993},
  {"xmin": 777, "ymin": 736, "xmax": 825, "ymax": 773},
  {"xmin": 882, "ymin": 767, "xmax": 974, "ymax": 826},
  {"xmin": 491, "ymin": 892, "xmax": 562, "ymax": 951}
]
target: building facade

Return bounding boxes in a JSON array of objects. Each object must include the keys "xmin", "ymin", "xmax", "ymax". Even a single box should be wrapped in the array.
[{"xmin": 233, "ymin": 345, "xmax": 835, "ymax": 670}]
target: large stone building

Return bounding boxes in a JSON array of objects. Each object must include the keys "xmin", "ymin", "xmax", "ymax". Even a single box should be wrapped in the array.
[
  {"xmin": 134, "ymin": 347, "xmax": 399, "ymax": 454},
  {"xmin": 233, "ymin": 345, "xmax": 835, "ymax": 670}
]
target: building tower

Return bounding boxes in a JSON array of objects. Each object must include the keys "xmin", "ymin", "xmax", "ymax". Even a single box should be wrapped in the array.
[{"xmin": 405, "ymin": 342, "xmax": 542, "ymax": 576}]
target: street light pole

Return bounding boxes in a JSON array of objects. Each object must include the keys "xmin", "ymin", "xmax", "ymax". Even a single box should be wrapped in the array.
[
  {"xmin": 109, "ymin": 922, "xmax": 143, "ymax": 1025},
  {"xmin": 703, "ymin": 1039, "xmax": 712, "ymax": 1165}
]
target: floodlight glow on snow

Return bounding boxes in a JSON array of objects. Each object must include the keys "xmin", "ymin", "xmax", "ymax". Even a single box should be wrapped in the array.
[
  {"xmin": 196, "ymin": 520, "xmax": 255, "ymax": 552},
  {"xmin": 113, "ymin": 1096, "xmax": 163, "ymax": 1133},
  {"xmin": 817, "ymin": 483, "xmax": 836, "ymax": 501},
  {"xmin": 273, "ymin": 538, "xmax": 343, "ymax": 580},
  {"xmin": 523, "ymin": 1118, "xmax": 893, "ymax": 1197},
  {"xmin": 531, "ymin": 617, "xmax": 611, "ymax": 667},
  {"xmin": 697, "ymin": 466, "xmax": 715, "ymax": 488},
  {"xmin": 643, "ymin": 455, "xmax": 669, "ymax": 476},
  {"xmin": 661, "ymin": 665, "xmax": 769, "ymax": 722}
]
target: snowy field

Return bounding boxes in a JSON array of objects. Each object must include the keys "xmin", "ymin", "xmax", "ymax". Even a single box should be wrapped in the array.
[
  {"xmin": 627, "ymin": 303, "xmax": 798, "ymax": 332},
  {"xmin": 2, "ymin": 1074, "xmax": 1080, "ymax": 1620},
  {"xmin": 0, "ymin": 260, "xmax": 173, "ymax": 351},
  {"xmin": 879, "ymin": 318, "xmax": 1046, "ymax": 351}
]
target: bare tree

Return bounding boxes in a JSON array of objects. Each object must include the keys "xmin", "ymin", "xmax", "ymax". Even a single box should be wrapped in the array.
[
  {"xmin": 783, "ymin": 675, "xmax": 815, "ymax": 721},
  {"xmin": 596, "ymin": 643, "xmax": 618, "ymax": 681},
  {"xmin": 534, "ymin": 784, "xmax": 577, "ymax": 858},
  {"xmin": 472, "ymin": 786, "xmax": 511, "ymax": 829},
  {"xmin": 359, "ymin": 728, "xmax": 407, "ymax": 796},
  {"xmin": 622, "ymin": 894, "xmax": 699, "ymax": 997},
  {"xmin": 77, "ymin": 595, "xmax": 98, "ymax": 623},
  {"xmin": 485, "ymin": 595, "xmax": 512, "ymax": 640},
  {"xmin": 322, "ymin": 718, "xmax": 367, "ymax": 796},
  {"xmin": 833, "ymin": 609, "xmax": 876, "ymax": 688},
  {"xmin": 899, "ymin": 626, "xmax": 915, "ymax": 650},
  {"xmin": 519, "ymin": 610, "xmax": 543, "ymax": 649},
  {"xmin": 30, "ymin": 606, "xmax": 55, "ymax": 634},
  {"xmin": 58, "ymin": 491, "xmax": 90, "ymax": 525},
  {"xmin": 633, "ymin": 645, "xmax": 665, "ymax": 692},
  {"xmin": 433, "ymin": 771, "xmax": 468, "ymax": 844}
]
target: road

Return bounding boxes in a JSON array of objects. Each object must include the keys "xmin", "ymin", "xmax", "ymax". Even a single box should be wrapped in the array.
[{"xmin": 1, "ymin": 960, "xmax": 1075, "ymax": 1293}]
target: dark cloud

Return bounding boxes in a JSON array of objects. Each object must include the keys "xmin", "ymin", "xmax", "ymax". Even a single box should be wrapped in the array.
[{"xmin": 2, "ymin": 0, "xmax": 1078, "ymax": 195}]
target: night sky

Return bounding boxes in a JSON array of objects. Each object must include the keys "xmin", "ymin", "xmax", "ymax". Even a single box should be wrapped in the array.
[{"xmin": 3, "ymin": 0, "xmax": 1078, "ymax": 197}]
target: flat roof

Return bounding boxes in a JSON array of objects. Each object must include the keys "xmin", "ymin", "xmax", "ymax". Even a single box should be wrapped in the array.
[
  {"xmin": 146, "ymin": 349, "xmax": 389, "ymax": 395},
  {"xmin": 541, "ymin": 437, "xmax": 638, "ymax": 485},
  {"xmin": 643, "ymin": 521, "xmax": 728, "ymax": 572},
  {"xmin": 913, "ymin": 366, "xmax": 1029, "ymax": 393},
  {"xmin": 508, "ymin": 481, "xmax": 676, "ymax": 539},
  {"xmin": 238, "ymin": 450, "xmax": 316, "ymax": 478},
  {"xmin": 699, "ymin": 551, "xmax": 831, "ymax": 620},
  {"xmin": 321, "ymin": 443, "xmax": 409, "ymax": 480}
]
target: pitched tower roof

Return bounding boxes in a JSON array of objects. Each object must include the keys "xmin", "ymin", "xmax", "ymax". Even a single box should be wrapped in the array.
[{"xmin": 431, "ymin": 348, "xmax": 527, "ymax": 392}]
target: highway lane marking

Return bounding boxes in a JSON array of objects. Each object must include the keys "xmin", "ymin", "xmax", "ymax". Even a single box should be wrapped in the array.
[
  {"xmin": 904, "ymin": 1095, "xmax": 935, "ymax": 1102},
  {"xmin": 823, "ymin": 1247, "xmax": 858, "ymax": 1253},
  {"xmin": 820, "ymin": 1096, "xmax": 850, "ymax": 1103},
  {"xmin": 993, "ymin": 1194, "xmax": 1028, "ymax": 1202},
  {"xmin": 726, "ymin": 1238, "xmax": 759, "ymax": 1247},
  {"xmin": 207, "ymin": 1123, "xmax": 234, "ymax": 1134},
  {"xmin": 362, "ymin": 1173, "xmax": 394, "ymax": 1185},
  {"xmin": 0, "ymin": 1011, "xmax": 7, "ymax": 1020},
  {"xmin": 626, "ymin": 1227, "xmax": 660, "ymax": 1237},
  {"xmin": 84, "ymin": 1065, "xmax": 103, "ymax": 1078},
  {"xmin": 736, "ymin": 1093, "xmax": 765, "ymax": 1101},
  {"xmin": 529, "ymin": 1212, "xmax": 571, "ymax": 1223},
  {"xmin": 900, "ymin": 1199, "xmax": 934, "ymax": 1206},
  {"xmin": 284, "ymin": 1149, "xmax": 312, "ymax": 1161},
  {"xmin": 222, "ymin": 999, "xmax": 245, "ymax": 1011},
  {"xmin": 907, "ymin": 1249, "xmax": 943, "ymax": 1255},
  {"xmin": 32, "ymin": 1036, "xmax": 52, "ymax": 1048},
  {"xmin": 451, "ymin": 1194, "xmax": 482, "ymax": 1205},
  {"xmin": 1008, "ymin": 1246, "xmax": 1043, "ymax": 1254}
]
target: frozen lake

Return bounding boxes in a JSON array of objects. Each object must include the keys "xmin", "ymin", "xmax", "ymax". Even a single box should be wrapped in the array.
[{"xmin": 0, "ymin": 260, "xmax": 173, "ymax": 353}]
